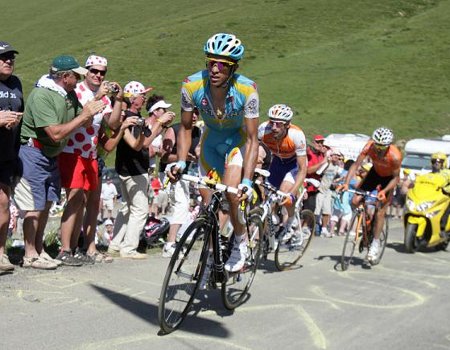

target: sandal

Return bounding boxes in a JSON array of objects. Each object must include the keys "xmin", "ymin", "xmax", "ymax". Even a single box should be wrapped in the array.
[{"xmin": 88, "ymin": 251, "xmax": 113, "ymax": 263}]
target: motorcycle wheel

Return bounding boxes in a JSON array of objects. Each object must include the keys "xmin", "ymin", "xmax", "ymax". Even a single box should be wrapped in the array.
[{"xmin": 404, "ymin": 223, "xmax": 418, "ymax": 253}]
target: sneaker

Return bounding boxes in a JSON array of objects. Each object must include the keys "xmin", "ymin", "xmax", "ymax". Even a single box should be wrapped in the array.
[
  {"xmin": 0, "ymin": 254, "xmax": 14, "ymax": 272},
  {"xmin": 162, "ymin": 242, "xmax": 176, "ymax": 258},
  {"xmin": 40, "ymin": 251, "xmax": 62, "ymax": 267},
  {"xmin": 199, "ymin": 252, "xmax": 213, "ymax": 290},
  {"xmin": 120, "ymin": 251, "xmax": 147, "ymax": 260},
  {"xmin": 22, "ymin": 256, "xmax": 57, "ymax": 270},
  {"xmin": 107, "ymin": 246, "xmax": 120, "ymax": 257},
  {"xmin": 302, "ymin": 226, "xmax": 312, "ymax": 239},
  {"xmin": 56, "ymin": 250, "xmax": 83, "ymax": 267},
  {"xmin": 87, "ymin": 251, "xmax": 113, "ymax": 263},
  {"xmin": 321, "ymin": 227, "xmax": 332, "ymax": 238},
  {"xmin": 73, "ymin": 249, "xmax": 95, "ymax": 265},
  {"xmin": 367, "ymin": 240, "xmax": 380, "ymax": 262},
  {"xmin": 224, "ymin": 238, "xmax": 247, "ymax": 273}
]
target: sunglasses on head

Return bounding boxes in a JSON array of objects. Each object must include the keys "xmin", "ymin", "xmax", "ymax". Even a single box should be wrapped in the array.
[
  {"xmin": 89, "ymin": 68, "xmax": 107, "ymax": 76},
  {"xmin": 205, "ymin": 57, "xmax": 235, "ymax": 72},
  {"xmin": 268, "ymin": 120, "xmax": 286, "ymax": 128},
  {"xmin": 432, "ymin": 159, "xmax": 444, "ymax": 164}
]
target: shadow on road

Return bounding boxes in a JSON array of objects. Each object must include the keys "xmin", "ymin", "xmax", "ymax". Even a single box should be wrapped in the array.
[
  {"xmin": 316, "ymin": 254, "xmax": 372, "ymax": 271},
  {"xmin": 90, "ymin": 284, "xmax": 232, "ymax": 337}
]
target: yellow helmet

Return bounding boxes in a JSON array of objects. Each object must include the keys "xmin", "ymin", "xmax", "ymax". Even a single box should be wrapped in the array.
[{"xmin": 431, "ymin": 152, "xmax": 447, "ymax": 162}]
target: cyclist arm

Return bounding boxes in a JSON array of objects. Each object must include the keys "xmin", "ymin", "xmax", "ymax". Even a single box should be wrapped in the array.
[
  {"xmin": 382, "ymin": 168, "xmax": 400, "ymax": 194},
  {"xmin": 242, "ymin": 117, "xmax": 259, "ymax": 182},
  {"xmin": 291, "ymin": 155, "xmax": 307, "ymax": 194},
  {"xmin": 176, "ymin": 110, "xmax": 193, "ymax": 165},
  {"xmin": 344, "ymin": 152, "xmax": 365, "ymax": 187}
]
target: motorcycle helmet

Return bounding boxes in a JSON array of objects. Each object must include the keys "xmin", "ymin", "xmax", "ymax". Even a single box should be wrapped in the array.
[
  {"xmin": 431, "ymin": 152, "xmax": 447, "ymax": 170},
  {"xmin": 204, "ymin": 33, "xmax": 244, "ymax": 61},
  {"xmin": 268, "ymin": 104, "xmax": 293, "ymax": 122},
  {"xmin": 372, "ymin": 127, "xmax": 394, "ymax": 146}
]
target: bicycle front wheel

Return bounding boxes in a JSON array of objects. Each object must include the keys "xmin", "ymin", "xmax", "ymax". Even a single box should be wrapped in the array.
[
  {"xmin": 158, "ymin": 218, "xmax": 210, "ymax": 334},
  {"xmin": 341, "ymin": 213, "xmax": 359, "ymax": 271},
  {"xmin": 274, "ymin": 209, "xmax": 315, "ymax": 271},
  {"xmin": 222, "ymin": 211, "xmax": 263, "ymax": 310}
]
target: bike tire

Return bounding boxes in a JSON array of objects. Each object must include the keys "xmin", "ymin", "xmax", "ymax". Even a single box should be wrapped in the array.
[
  {"xmin": 341, "ymin": 213, "xmax": 359, "ymax": 271},
  {"xmin": 274, "ymin": 209, "xmax": 315, "ymax": 271},
  {"xmin": 404, "ymin": 222, "xmax": 418, "ymax": 254},
  {"xmin": 221, "ymin": 211, "xmax": 263, "ymax": 310},
  {"xmin": 158, "ymin": 217, "xmax": 210, "ymax": 334}
]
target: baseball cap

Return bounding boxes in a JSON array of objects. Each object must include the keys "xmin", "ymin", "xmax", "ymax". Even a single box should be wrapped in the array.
[
  {"xmin": 51, "ymin": 55, "xmax": 88, "ymax": 75},
  {"xmin": 314, "ymin": 135, "xmax": 325, "ymax": 142},
  {"xmin": 148, "ymin": 100, "xmax": 172, "ymax": 113},
  {"xmin": 0, "ymin": 41, "xmax": 18, "ymax": 55},
  {"xmin": 123, "ymin": 81, "xmax": 153, "ymax": 98},
  {"xmin": 85, "ymin": 55, "xmax": 108, "ymax": 68},
  {"xmin": 104, "ymin": 219, "xmax": 114, "ymax": 226}
]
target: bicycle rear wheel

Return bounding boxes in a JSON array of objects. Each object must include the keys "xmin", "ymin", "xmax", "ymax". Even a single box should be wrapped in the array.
[
  {"xmin": 341, "ymin": 213, "xmax": 360, "ymax": 271},
  {"xmin": 274, "ymin": 209, "xmax": 314, "ymax": 271},
  {"xmin": 222, "ymin": 211, "xmax": 263, "ymax": 310},
  {"xmin": 158, "ymin": 218, "xmax": 210, "ymax": 334}
]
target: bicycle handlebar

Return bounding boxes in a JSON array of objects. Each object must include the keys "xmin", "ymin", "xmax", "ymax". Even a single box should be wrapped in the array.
[
  {"xmin": 181, "ymin": 174, "xmax": 239, "ymax": 195},
  {"xmin": 346, "ymin": 188, "xmax": 378, "ymax": 199}
]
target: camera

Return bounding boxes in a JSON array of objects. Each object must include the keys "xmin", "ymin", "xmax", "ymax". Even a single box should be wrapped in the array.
[
  {"xmin": 104, "ymin": 81, "xmax": 119, "ymax": 94},
  {"xmin": 136, "ymin": 118, "xmax": 145, "ymax": 127}
]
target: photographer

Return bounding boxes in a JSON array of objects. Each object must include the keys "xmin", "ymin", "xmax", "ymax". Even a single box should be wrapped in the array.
[{"xmin": 108, "ymin": 81, "xmax": 174, "ymax": 259}]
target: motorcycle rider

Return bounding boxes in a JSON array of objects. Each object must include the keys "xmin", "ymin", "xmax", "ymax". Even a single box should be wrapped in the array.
[{"xmin": 429, "ymin": 152, "xmax": 450, "ymax": 238}]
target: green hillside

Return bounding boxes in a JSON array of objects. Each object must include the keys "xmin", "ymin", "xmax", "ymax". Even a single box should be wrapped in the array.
[{"xmin": 3, "ymin": 0, "xmax": 450, "ymax": 143}]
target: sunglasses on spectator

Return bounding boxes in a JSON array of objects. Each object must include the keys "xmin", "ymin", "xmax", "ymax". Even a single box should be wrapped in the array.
[
  {"xmin": 89, "ymin": 68, "xmax": 107, "ymax": 76},
  {"xmin": 268, "ymin": 120, "xmax": 287, "ymax": 128},
  {"xmin": 205, "ymin": 57, "xmax": 235, "ymax": 72},
  {"xmin": 431, "ymin": 159, "xmax": 444, "ymax": 164},
  {"xmin": 0, "ymin": 53, "xmax": 15, "ymax": 62}
]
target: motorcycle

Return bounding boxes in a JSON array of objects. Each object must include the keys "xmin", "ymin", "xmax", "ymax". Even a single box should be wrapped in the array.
[{"xmin": 404, "ymin": 171, "xmax": 450, "ymax": 252}]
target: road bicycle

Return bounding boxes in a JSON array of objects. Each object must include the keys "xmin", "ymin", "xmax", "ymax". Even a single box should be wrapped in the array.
[
  {"xmin": 340, "ymin": 189, "xmax": 389, "ymax": 270},
  {"xmin": 158, "ymin": 174, "xmax": 263, "ymax": 334},
  {"xmin": 252, "ymin": 169, "xmax": 315, "ymax": 270}
]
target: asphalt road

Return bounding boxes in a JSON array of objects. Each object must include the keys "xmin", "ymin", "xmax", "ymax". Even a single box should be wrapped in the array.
[{"xmin": 1, "ymin": 218, "xmax": 449, "ymax": 350}]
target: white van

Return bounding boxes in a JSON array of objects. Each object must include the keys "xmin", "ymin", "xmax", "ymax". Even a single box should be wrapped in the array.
[
  {"xmin": 401, "ymin": 136, "xmax": 450, "ymax": 177},
  {"xmin": 324, "ymin": 133, "xmax": 370, "ymax": 160}
]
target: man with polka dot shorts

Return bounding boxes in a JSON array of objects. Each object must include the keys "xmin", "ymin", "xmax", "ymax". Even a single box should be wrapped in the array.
[{"xmin": 57, "ymin": 55, "xmax": 124, "ymax": 266}]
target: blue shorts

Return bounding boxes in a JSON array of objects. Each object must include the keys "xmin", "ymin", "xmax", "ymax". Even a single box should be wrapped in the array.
[
  {"xmin": 14, "ymin": 145, "xmax": 61, "ymax": 211},
  {"xmin": 268, "ymin": 156, "xmax": 298, "ymax": 189}
]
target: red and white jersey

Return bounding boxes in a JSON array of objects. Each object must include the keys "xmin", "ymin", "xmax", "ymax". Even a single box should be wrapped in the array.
[
  {"xmin": 62, "ymin": 81, "xmax": 113, "ymax": 159},
  {"xmin": 258, "ymin": 122, "xmax": 307, "ymax": 159}
]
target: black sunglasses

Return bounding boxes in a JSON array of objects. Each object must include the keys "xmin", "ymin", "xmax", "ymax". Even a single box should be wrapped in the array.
[{"xmin": 89, "ymin": 68, "xmax": 107, "ymax": 76}]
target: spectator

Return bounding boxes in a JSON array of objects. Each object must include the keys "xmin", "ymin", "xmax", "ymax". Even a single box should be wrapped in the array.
[
  {"xmin": 58, "ymin": 55, "xmax": 123, "ymax": 265},
  {"xmin": 108, "ymin": 81, "xmax": 174, "ymax": 259},
  {"xmin": 149, "ymin": 174, "xmax": 163, "ymax": 217},
  {"xmin": 159, "ymin": 107, "xmax": 202, "ymax": 257},
  {"xmin": 314, "ymin": 149, "xmax": 343, "ymax": 237},
  {"xmin": 14, "ymin": 55, "xmax": 105, "ymax": 269},
  {"xmin": 0, "ymin": 41, "xmax": 23, "ymax": 272},
  {"xmin": 305, "ymin": 135, "xmax": 328, "ymax": 216},
  {"xmin": 100, "ymin": 176, "xmax": 118, "ymax": 222},
  {"xmin": 98, "ymin": 219, "xmax": 114, "ymax": 247}
]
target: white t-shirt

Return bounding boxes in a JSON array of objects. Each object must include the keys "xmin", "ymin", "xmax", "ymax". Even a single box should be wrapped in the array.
[{"xmin": 101, "ymin": 182, "xmax": 118, "ymax": 200}]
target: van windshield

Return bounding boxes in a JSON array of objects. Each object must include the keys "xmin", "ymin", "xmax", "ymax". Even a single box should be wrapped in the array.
[{"xmin": 402, "ymin": 154, "xmax": 431, "ymax": 171}]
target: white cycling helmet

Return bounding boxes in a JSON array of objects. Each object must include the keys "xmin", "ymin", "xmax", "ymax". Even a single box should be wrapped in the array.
[
  {"xmin": 268, "ymin": 104, "xmax": 293, "ymax": 122},
  {"xmin": 204, "ymin": 33, "xmax": 244, "ymax": 61},
  {"xmin": 372, "ymin": 127, "xmax": 394, "ymax": 145}
]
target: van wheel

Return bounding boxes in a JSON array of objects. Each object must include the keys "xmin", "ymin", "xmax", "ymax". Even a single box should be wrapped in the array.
[{"xmin": 404, "ymin": 223, "xmax": 418, "ymax": 253}]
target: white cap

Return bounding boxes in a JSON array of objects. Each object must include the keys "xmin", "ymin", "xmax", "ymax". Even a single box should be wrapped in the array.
[
  {"xmin": 148, "ymin": 100, "xmax": 172, "ymax": 113},
  {"xmin": 104, "ymin": 219, "xmax": 114, "ymax": 226},
  {"xmin": 85, "ymin": 55, "xmax": 108, "ymax": 67},
  {"xmin": 123, "ymin": 81, "xmax": 153, "ymax": 97}
]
